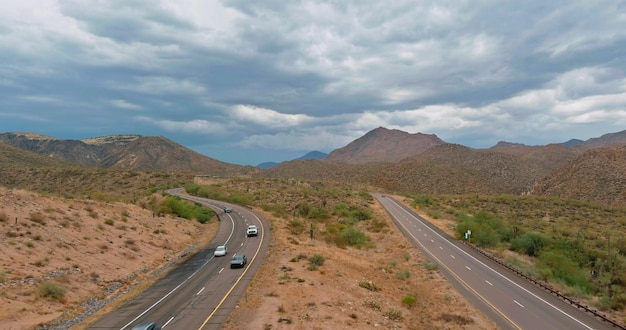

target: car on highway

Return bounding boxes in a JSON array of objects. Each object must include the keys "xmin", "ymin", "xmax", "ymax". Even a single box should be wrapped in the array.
[
  {"xmin": 224, "ymin": 206, "xmax": 233, "ymax": 213},
  {"xmin": 214, "ymin": 245, "xmax": 227, "ymax": 257},
  {"xmin": 230, "ymin": 254, "xmax": 247, "ymax": 268},
  {"xmin": 131, "ymin": 322, "xmax": 161, "ymax": 330},
  {"xmin": 246, "ymin": 225, "xmax": 258, "ymax": 237}
]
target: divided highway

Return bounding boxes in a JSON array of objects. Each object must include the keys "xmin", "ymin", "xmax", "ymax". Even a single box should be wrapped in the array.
[
  {"xmin": 88, "ymin": 188, "xmax": 270, "ymax": 330},
  {"xmin": 374, "ymin": 193, "xmax": 619, "ymax": 330}
]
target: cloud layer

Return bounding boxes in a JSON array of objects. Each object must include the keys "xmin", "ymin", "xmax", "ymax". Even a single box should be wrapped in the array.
[{"xmin": 1, "ymin": 0, "xmax": 625, "ymax": 165}]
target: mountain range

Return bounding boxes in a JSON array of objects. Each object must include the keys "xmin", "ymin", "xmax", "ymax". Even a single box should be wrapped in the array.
[{"xmin": 1, "ymin": 128, "xmax": 625, "ymax": 206}]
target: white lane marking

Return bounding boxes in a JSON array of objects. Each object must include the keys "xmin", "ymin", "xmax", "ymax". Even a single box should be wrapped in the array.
[
  {"xmin": 219, "ymin": 267, "xmax": 224, "ymax": 274},
  {"xmin": 380, "ymin": 195, "xmax": 594, "ymax": 330},
  {"xmin": 465, "ymin": 266, "xmax": 471, "ymax": 271},
  {"xmin": 485, "ymin": 280, "xmax": 493, "ymax": 286},
  {"xmin": 514, "ymin": 300, "xmax": 525, "ymax": 308},
  {"xmin": 197, "ymin": 287, "xmax": 205, "ymax": 295},
  {"xmin": 163, "ymin": 316, "xmax": 174, "ymax": 328},
  {"xmin": 450, "ymin": 255, "xmax": 456, "ymax": 259},
  {"xmin": 439, "ymin": 246, "xmax": 443, "ymax": 249}
]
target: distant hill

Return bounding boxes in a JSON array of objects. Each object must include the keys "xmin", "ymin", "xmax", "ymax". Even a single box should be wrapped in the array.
[
  {"xmin": 296, "ymin": 150, "xmax": 327, "ymax": 161},
  {"xmin": 257, "ymin": 128, "xmax": 626, "ymax": 206},
  {"xmin": 256, "ymin": 150, "xmax": 327, "ymax": 169},
  {"xmin": 325, "ymin": 127, "xmax": 445, "ymax": 163},
  {"xmin": 0, "ymin": 132, "xmax": 255, "ymax": 176},
  {"xmin": 531, "ymin": 145, "xmax": 626, "ymax": 206},
  {"xmin": 0, "ymin": 141, "xmax": 75, "ymax": 169},
  {"xmin": 582, "ymin": 130, "xmax": 626, "ymax": 148},
  {"xmin": 560, "ymin": 139, "xmax": 584, "ymax": 147},
  {"xmin": 4, "ymin": 128, "xmax": 626, "ymax": 207},
  {"xmin": 256, "ymin": 162, "xmax": 279, "ymax": 169}
]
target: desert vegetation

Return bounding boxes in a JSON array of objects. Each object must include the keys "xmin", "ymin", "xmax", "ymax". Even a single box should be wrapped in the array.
[
  {"xmin": 1, "ymin": 167, "xmax": 625, "ymax": 328},
  {"xmin": 410, "ymin": 193, "xmax": 626, "ymax": 312}
]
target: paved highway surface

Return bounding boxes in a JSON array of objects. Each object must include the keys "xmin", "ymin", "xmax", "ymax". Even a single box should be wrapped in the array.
[
  {"xmin": 374, "ymin": 193, "xmax": 619, "ymax": 330},
  {"xmin": 88, "ymin": 188, "xmax": 270, "ymax": 330}
]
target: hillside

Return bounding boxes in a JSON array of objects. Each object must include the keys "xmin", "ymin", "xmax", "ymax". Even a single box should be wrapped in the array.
[
  {"xmin": 531, "ymin": 145, "xmax": 626, "ymax": 206},
  {"xmin": 325, "ymin": 127, "xmax": 445, "ymax": 163},
  {"xmin": 3, "ymin": 128, "xmax": 626, "ymax": 206},
  {"xmin": 0, "ymin": 133, "xmax": 254, "ymax": 176},
  {"xmin": 0, "ymin": 142, "xmax": 75, "ymax": 169}
]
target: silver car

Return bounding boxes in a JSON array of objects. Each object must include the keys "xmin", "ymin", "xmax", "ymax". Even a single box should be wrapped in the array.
[{"xmin": 214, "ymin": 245, "xmax": 228, "ymax": 257}]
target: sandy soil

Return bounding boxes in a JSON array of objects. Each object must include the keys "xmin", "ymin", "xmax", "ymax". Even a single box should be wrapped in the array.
[
  {"xmin": 0, "ymin": 188, "xmax": 494, "ymax": 329},
  {"xmin": 222, "ymin": 194, "xmax": 495, "ymax": 329},
  {"xmin": 0, "ymin": 188, "xmax": 216, "ymax": 330}
]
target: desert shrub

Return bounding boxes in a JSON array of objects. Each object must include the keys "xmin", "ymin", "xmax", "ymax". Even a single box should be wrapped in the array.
[
  {"xmin": 367, "ymin": 218, "xmax": 388, "ymax": 232},
  {"xmin": 288, "ymin": 219, "xmax": 306, "ymax": 235},
  {"xmin": 358, "ymin": 280, "xmax": 380, "ymax": 291},
  {"xmin": 308, "ymin": 254, "xmax": 325, "ymax": 266},
  {"xmin": 339, "ymin": 226, "xmax": 370, "ymax": 247},
  {"xmin": 384, "ymin": 308, "xmax": 403, "ymax": 321},
  {"xmin": 160, "ymin": 196, "xmax": 214, "ymax": 223},
  {"xmin": 0, "ymin": 211, "xmax": 7, "ymax": 222},
  {"xmin": 396, "ymin": 269, "xmax": 411, "ymax": 279},
  {"xmin": 363, "ymin": 298, "xmax": 382, "ymax": 311},
  {"xmin": 29, "ymin": 212, "xmax": 46, "ymax": 225},
  {"xmin": 104, "ymin": 219, "xmax": 114, "ymax": 226},
  {"xmin": 455, "ymin": 211, "xmax": 502, "ymax": 247},
  {"xmin": 333, "ymin": 203, "xmax": 371, "ymax": 222},
  {"xmin": 510, "ymin": 232, "xmax": 551, "ymax": 257},
  {"xmin": 537, "ymin": 250, "xmax": 592, "ymax": 292},
  {"xmin": 413, "ymin": 194, "xmax": 435, "ymax": 207},
  {"xmin": 295, "ymin": 201, "xmax": 329, "ymax": 219},
  {"xmin": 38, "ymin": 281, "xmax": 66, "ymax": 301},
  {"xmin": 422, "ymin": 261, "xmax": 438, "ymax": 271},
  {"xmin": 401, "ymin": 295, "xmax": 417, "ymax": 307},
  {"xmin": 261, "ymin": 203, "xmax": 288, "ymax": 218}
]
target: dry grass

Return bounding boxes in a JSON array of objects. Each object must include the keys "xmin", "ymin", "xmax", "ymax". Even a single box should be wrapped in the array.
[
  {"xmin": 0, "ymin": 187, "xmax": 216, "ymax": 329},
  {"xmin": 222, "ymin": 192, "xmax": 495, "ymax": 329}
]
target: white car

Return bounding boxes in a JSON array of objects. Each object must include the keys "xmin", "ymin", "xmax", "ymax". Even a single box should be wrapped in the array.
[
  {"xmin": 214, "ymin": 245, "xmax": 228, "ymax": 257},
  {"xmin": 246, "ymin": 225, "xmax": 258, "ymax": 237}
]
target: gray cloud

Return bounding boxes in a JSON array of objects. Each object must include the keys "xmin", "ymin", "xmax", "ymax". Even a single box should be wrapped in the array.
[{"xmin": 1, "ymin": 0, "xmax": 625, "ymax": 165}]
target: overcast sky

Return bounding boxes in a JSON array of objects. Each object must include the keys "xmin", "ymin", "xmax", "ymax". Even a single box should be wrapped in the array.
[{"xmin": 1, "ymin": 1, "xmax": 625, "ymax": 166}]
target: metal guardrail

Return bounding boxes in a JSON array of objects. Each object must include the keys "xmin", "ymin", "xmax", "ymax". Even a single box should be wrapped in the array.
[
  {"xmin": 382, "ymin": 194, "xmax": 626, "ymax": 329},
  {"xmin": 462, "ymin": 241, "xmax": 626, "ymax": 329}
]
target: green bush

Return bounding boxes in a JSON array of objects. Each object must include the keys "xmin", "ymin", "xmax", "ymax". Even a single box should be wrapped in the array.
[
  {"xmin": 160, "ymin": 196, "xmax": 214, "ymax": 223},
  {"xmin": 308, "ymin": 254, "xmax": 325, "ymax": 266},
  {"xmin": 339, "ymin": 226, "xmax": 370, "ymax": 247},
  {"xmin": 538, "ymin": 250, "xmax": 592, "ymax": 293},
  {"xmin": 510, "ymin": 233, "xmax": 551, "ymax": 257},
  {"xmin": 401, "ymin": 295, "xmax": 417, "ymax": 307}
]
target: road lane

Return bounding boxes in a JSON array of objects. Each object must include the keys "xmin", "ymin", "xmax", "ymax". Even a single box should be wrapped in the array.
[
  {"xmin": 88, "ymin": 189, "xmax": 270, "ymax": 330},
  {"xmin": 374, "ymin": 194, "xmax": 615, "ymax": 330}
]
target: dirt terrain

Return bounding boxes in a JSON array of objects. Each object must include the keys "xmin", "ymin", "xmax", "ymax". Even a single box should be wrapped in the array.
[
  {"xmin": 0, "ymin": 188, "xmax": 215, "ymax": 329},
  {"xmin": 0, "ymin": 187, "xmax": 494, "ymax": 329},
  {"xmin": 222, "ymin": 196, "xmax": 494, "ymax": 329}
]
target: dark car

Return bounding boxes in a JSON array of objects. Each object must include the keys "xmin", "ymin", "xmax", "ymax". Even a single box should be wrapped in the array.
[
  {"xmin": 131, "ymin": 322, "xmax": 161, "ymax": 330},
  {"xmin": 230, "ymin": 254, "xmax": 247, "ymax": 268}
]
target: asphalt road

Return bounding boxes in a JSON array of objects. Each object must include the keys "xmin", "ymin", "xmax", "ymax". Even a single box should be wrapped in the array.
[
  {"xmin": 87, "ymin": 188, "xmax": 270, "ymax": 330},
  {"xmin": 374, "ymin": 193, "xmax": 617, "ymax": 330}
]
